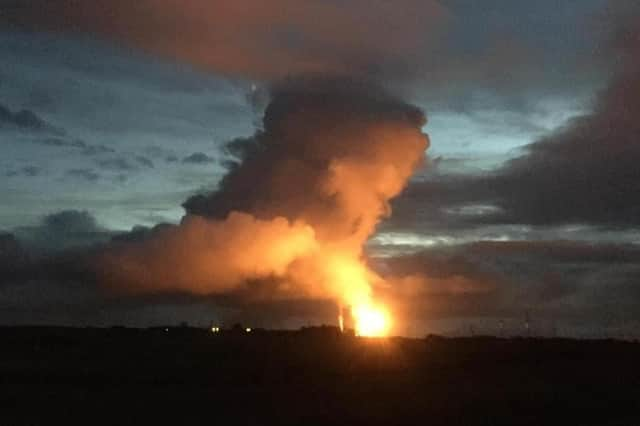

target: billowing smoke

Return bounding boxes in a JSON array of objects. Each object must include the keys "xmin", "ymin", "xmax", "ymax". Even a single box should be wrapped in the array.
[
  {"xmin": 102, "ymin": 212, "xmax": 317, "ymax": 294},
  {"xmin": 100, "ymin": 81, "xmax": 429, "ymax": 331},
  {"xmin": 185, "ymin": 80, "xmax": 427, "ymax": 249}
]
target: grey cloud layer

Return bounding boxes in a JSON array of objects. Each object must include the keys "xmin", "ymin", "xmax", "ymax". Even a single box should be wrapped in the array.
[{"xmin": 389, "ymin": 7, "xmax": 640, "ymax": 231}]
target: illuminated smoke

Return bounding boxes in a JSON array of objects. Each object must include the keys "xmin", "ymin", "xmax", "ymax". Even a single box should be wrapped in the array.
[
  {"xmin": 102, "ymin": 212, "xmax": 318, "ymax": 294},
  {"xmin": 100, "ymin": 80, "xmax": 429, "ymax": 334}
]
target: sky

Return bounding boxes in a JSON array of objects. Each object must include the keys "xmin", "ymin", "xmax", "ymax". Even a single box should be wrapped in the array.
[{"xmin": 1, "ymin": 0, "xmax": 639, "ymax": 337}]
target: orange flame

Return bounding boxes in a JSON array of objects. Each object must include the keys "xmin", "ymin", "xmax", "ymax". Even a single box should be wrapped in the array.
[
  {"xmin": 323, "ymin": 254, "xmax": 391, "ymax": 337},
  {"xmin": 352, "ymin": 302, "xmax": 391, "ymax": 337}
]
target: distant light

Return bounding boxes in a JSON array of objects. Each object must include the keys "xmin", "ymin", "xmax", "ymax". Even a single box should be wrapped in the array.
[
  {"xmin": 164, "ymin": 328, "xmax": 169, "ymax": 332},
  {"xmin": 245, "ymin": 327, "xmax": 252, "ymax": 333},
  {"xmin": 211, "ymin": 326, "xmax": 220, "ymax": 333}
]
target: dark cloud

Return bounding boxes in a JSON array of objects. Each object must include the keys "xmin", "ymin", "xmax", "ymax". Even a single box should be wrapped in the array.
[
  {"xmin": 80, "ymin": 144, "xmax": 115, "ymax": 156},
  {"xmin": 0, "ymin": 232, "xmax": 29, "ymax": 279},
  {"xmin": 0, "ymin": 101, "xmax": 63, "ymax": 134},
  {"xmin": 66, "ymin": 168, "xmax": 100, "ymax": 182},
  {"xmin": 0, "ymin": 1, "xmax": 607, "ymax": 116},
  {"xmin": 182, "ymin": 152, "xmax": 215, "ymax": 164},
  {"xmin": 97, "ymin": 155, "xmax": 156, "ymax": 172},
  {"xmin": 96, "ymin": 157, "xmax": 136, "ymax": 171},
  {"xmin": 378, "ymin": 240, "xmax": 640, "ymax": 336},
  {"xmin": 110, "ymin": 225, "xmax": 155, "ymax": 244},
  {"xmin": 22, "ymin": 136, "xmax": 115, "ymax": 155},
  {"xmin": 462, "ymin": 240, "xmax": 640, "ymax": 264},
  {"xmin": 0, "ymin": 0, "xmax": 620, "ymax": 122},
  {"xmin": 388, "ymin": 6, "xmax": 640, "ymax": 230},
  {"xmin": 5, "ymin": 165, "xmax": 41, "ymax": 177},
  {"xmin": 109, "ymin": 222, "xmax": 185, "ymax": 245},
  {"xmin": 0, "ymin": 243, "xmax": 109, "ymax": 326},
  {"xmin": 0, "ymin": 227, "xmax": 103, "ymax": 324},
  {"xmin": 481, "ymin": 9, "xmax": 640, "ymax": 227},
  {"xmin": 25, "ymin": 86, "xmax": 56, "ymax": 110},
  {"xmin": 43, "ymin": 210, "xmax": 98, "ymax": 233},
  {"xmin": 0, "ymin": 0, "xmax": 447, "ymax": 81},
  {"xmin": 135, "ymin": 155, "xmax": 154, "ymax": 168},
  {"xmin": 39, "ymin": 137, "xmax": 86, "ymax": 148},
  {"xmin": 13, "ymin": 210, "xmax": 116, "ymax": 252},
  {"xmin": 144, "ymin": 145, "xmax": 175, "ymax": 159},
  {"xmin": 0, "ymin": 233, "xmax": 22, "ymax": 258}
]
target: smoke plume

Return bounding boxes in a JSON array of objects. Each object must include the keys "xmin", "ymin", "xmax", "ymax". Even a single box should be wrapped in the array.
[{"xmin": 100, "ymin": 80, "xmax": 429, "ymax": 321}]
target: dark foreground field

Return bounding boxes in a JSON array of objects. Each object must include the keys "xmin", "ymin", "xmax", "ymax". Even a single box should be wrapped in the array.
[{"xmin": 1, "ymin": 326, "xmax": 639, "ymax": 425}]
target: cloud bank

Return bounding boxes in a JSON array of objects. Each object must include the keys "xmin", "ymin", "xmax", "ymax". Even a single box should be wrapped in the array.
[{"xmin": 1, "ymin": 0, "xmax": 447, "ymax": 81}]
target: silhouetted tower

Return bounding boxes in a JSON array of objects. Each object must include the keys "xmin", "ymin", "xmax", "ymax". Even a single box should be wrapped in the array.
[
  {"xmin": 524, "ymin": 311, "xmax": 531, "ymax": 337},
  {"xmin": 338, "ymin": 304, "xmax": 354, "ymax": 334}
]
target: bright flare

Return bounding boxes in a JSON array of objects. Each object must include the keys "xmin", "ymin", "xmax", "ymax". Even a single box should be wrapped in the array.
[
  {"xmin": 324, "ymin": 253, "xmax": 393, "ymax": 337},
  {"xmin": 352, "ymin": 303, "xmax": 391, "ymax": 337}
]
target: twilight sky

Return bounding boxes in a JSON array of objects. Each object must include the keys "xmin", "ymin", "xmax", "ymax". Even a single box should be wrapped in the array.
[{"xmin": 1, "ymin": 0, "xmax": 639, "ymax": 337}]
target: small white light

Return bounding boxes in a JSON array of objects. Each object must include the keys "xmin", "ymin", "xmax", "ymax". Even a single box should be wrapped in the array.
[{"xmin": 246, "ymin": 327, "xmax": 252, "ymax": 333}]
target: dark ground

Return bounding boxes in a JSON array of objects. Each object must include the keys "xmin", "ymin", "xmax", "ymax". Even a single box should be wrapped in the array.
[{"xmin": 1, "ymin": 326, "xmax": 639, "ymax": 425}]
